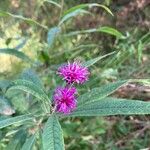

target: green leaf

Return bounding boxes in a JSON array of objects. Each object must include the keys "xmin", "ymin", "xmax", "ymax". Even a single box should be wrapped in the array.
[
  {"xmin": 47, "ymin": 27, "xmax": 61, "ymax": 47},
  {"xmin": 0, "ymin": 96, "xmax": 15, "ymax": 115},
  {"xmin": 8, "ymin": 79, "xmax": 50, "ymax": 112},
  {"xmin": 83, "ymin": 51, "xmax": 116, "ymax": 67},
  {"xmin": 15, "ymin": 38, "xmax": 27, "ymax": 50},
  {"xmin": 70, "ymin": 97, "xmax": 150, "ymax": 116},
  {"xmin": 137, "ymin": 40, "xmax": 143, "ymax": 64},
  {"xmin": 97, "ymin": 26, "xmax": 125, "ymax": 38},
  {"xmin": 63, "ymin": 3, "xmax": 113, "ymax": 17},
  {"xmin": 8, "ymin": 79, "xmax": 49, "ymax": 102},
  {"xmin": 42, "ymin": 115, "xmax": 64, "ymax": 150},
  {"xmin": 78, "ymin": 81, "xmax": 127, "ymax": 107},
  {"xmin": 0, "ymin": 10, "xmax": 48, "ymax": 30},
  {"xmin": 7, "ymin": 129, "xmax": 27, "ymax": 150},
  {"xmin": 20, "ymin": 69, "xmax": 44, "ymax": 88},
  {"xmin": 64, "ymin": 26, "xmax": 124, "ymax": 38},
  {"xmin": 59, "ymin": 9, "xmax": 91, "ymax": 25},
  {"xmin": 0, "ymin": 80, "xmax": 11, "ymax": 92},
  {"xmin": 44, "ymin": 0, "xmax": 61, "ymax": 8},
  {"xmin": 0, "ymin": 114, "xmax": 33, "ymax": 129},
  {"xmin": 0, "ymin": 48, "xmax": 32, "ymax": 62},
  {"xmin": 21, "ymin": 134, "xmax": 36, "ymax": 150}
]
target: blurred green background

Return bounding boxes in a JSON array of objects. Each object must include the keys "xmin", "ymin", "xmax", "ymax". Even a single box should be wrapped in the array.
[{"xmin": 0, "ymin": 0, "xmax": 150, "ymax": 149}]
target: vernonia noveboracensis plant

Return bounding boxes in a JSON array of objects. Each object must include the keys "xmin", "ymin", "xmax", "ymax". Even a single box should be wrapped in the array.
[
  {"xmin": 0, "ymin": 61, "xmax": 150, "ymax": 150},
  {"xmin": 0, "ymin": 1, "xmax": 150, "ymax": 150}
]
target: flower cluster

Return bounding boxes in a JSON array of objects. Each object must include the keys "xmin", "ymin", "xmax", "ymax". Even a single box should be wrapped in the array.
[
  {"xmin": 53, "ymin": 61, "xmax": 90, "ymax": 114},
  {"xmin": 58, "ymin": 61, "xmax": 89, "ymax": 84},
  {"xmin": 53, "ymin": 87, "xmax": 77, "ymax": 114}
]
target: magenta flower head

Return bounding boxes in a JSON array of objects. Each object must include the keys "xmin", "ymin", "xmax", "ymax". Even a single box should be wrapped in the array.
[
  {"xmin": 58, "ymin": 61, "xmax": 90, "ymax": 84},
  {"xmin": 53, "ymin": 86, "xmax": 77, "ymax": 114}
]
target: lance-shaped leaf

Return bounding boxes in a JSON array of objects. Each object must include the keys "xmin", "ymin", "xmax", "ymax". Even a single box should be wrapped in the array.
[
  {"xmin": 8, "ymin": 79, "xmax": 50, "ymax": 112},
  {"xmin": 0, "ymin": 114, "xmax": 33, "ymax": 129},
  {"xmin": 42, "ymin": 115, "xmax": 64, "ymax": 150},
  {"xmin": 82, "ymin": 51, "xmax": 116, "ymax": 67},
  {"xmin": 63, "ymin": 3, "xmax": 113, "ymax": 17},
  {"xmin": 47, "ymin": 27, "xmax": 61, "ymax": 47},
  {"xmin": 64, "ymin": 26, "xmax": 124, "ymax": 38},
  {"xmin": 0, "ymin": 48, "xmax": 32, "ymax": 63},
  {"xmin": 7, "ymin": 129, "xmax": 27, "ymax": 150},
  {"xmin": 78, "ymin": 80, "xmax": 127, "ymax": 107},
  {"xmin": 59, "ymin": 9, "xmax": 91, "ymax": 25},
  {"xmin": 0, "ymin": 96, "xmax": 15, "ymax": 115},
  {"xmin": 0, "ymin": 10, "xmax": 48, "ymax": 29},
  {"xmin": 0, "ymin": 80, "xmax": 12, "ymax": 92},
  {"xmin": 44, "ymin": 0, "xmax": 61, "ymax": 8},
  {"xmin": 8, "ymin": 79, "xmax": 49, "ymax": 102},
  {"xmin": 21, "ymin": 134, "xmax": 36, "ymax": 150},
  {"xmin": 20, "ymin": 69, "xmax": 44, "ymax": 89},
  {"xmin": 70, "ymin": 97, "xmax": 150, "ymax": 117}
]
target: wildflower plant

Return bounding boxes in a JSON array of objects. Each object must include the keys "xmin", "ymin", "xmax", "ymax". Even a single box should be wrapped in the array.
[
  {"xmin": 0, "ymin": 63, "xmax": 150, "ymax": 149},
  {"xmin": 0, "ymin": 2, "xmax": 150, "ymax": 150}
]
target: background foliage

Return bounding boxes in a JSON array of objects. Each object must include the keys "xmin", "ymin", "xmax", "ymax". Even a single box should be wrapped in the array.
[{"xmin": 0, "ymin": 0, "xmax": 150, "ymax": 149}]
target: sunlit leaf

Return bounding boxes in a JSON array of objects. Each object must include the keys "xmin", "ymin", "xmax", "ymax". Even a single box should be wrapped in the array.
[
  {"xmin": 97, "ymin": 26, "xmax": 125, "ymax": 38},
  {"xmin": 59, "ymin": 9, "xmax": 91, "ymax": 25},
  {"xmin": 15, "ymin": 38, "xmax": 28, "ymax": 50},
  {"xmin": 0, "ymin": 10, "xmax": 48, "ymax": 29},
  {"xmin": 70, "ymin": 97, "xmax": 150, "ymax": 116},
  {"xmin": 64, "ymin": 26, "xmax": 124, "ymax": 38},
  {"xmin": 63, "ymin": 3, "xmax": 113, "ymax": 17},
  {"xmin": 0, "ymin": 48, "xmax": 32, "ymax": 63}
]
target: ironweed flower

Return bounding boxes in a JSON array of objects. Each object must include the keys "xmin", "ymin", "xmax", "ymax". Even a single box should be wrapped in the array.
[
  {"xmin": 53, "ymin": 86, "xmax": 77, "ymax": 114},
  {"xmin": 58, "ymin": 61, "xmax": 90, "ymax": 84}
]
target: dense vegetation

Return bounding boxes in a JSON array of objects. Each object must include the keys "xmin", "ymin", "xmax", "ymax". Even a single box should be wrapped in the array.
[{"xmin": 0, "ymin": 0, "xmax": 150, "ymax": 149}]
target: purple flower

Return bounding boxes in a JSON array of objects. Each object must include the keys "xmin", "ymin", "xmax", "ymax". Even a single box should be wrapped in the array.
[
  {"xmin": 53, "ymin": 86, "xmax": 77, "ymax": 114},
  {"xmin": 58, "ymin": 61, "xmax": 90, "ymax": 84}
]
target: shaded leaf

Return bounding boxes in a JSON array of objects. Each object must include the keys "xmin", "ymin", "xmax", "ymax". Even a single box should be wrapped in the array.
[
  {"xmin": 47, "ymin": 27, "xmax": 61, "ymax": 47},
  {"xmin": 20, "ymin": 69, "xmax": 43, "ymax": 88},
  {"xmin": 8, "ymin": 79, "xmax": 49, "ymax": 112},
  {"xmin": 9, "ymin": 79, "xmax": 49, "ymax": 102},
  {"xmin": 7, "ymin": 129, "xmax": 27, "ymax": 150},
  {"xmin": 0, "ymin": 114, "xmax": 33, "ymax": 129},
  {"xmin": 83, "ymin": 51, "xmax": 116, "ymax": 67},
  {"xmin": 21, "ymin": 134, "xmax": 36, "ymax": 150},
  {"xmin": 42, "ymin": 115, "xmax": 64, "ymax": 150},
  {"xmin": 0, "ymin": 80, "xmax": 12, "ymax": 92},
  {"xmin": 78, "ymin": 81, "xmax": 127, "ymax": 106},
  {"xmin": 44, "ymin": 0, "xmax": 61, "ymax": 8},
  {"xmin": 0, "ymin": 96, "xmax": 15, "ymax": 115}
]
